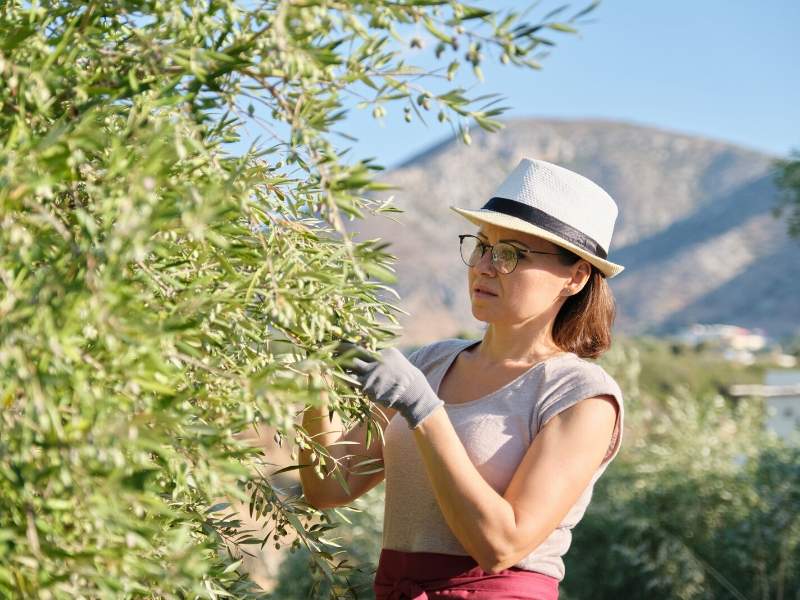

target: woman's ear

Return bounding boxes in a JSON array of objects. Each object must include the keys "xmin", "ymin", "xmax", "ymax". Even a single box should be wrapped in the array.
[{"xmin": 567, "ymin": 259, "xmax": 592, "ymax": 295}]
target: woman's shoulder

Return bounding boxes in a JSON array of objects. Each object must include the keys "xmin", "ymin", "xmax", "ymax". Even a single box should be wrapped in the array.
[
  {"xmin": 534, "ymin": 352, "xmax": 624, "ymax": 434},
  {"xmin": 541, "ymin": 352, "xmax": 622, "ymax": 397}
]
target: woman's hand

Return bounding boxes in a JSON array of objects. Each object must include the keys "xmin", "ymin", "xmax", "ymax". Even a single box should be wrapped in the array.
[{"xmin": 335, "ymin": 341, "xmax": 444, "ymax": 429}]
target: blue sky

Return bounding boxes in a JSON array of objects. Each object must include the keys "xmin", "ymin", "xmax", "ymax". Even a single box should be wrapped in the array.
[{"xmin": 333, "ymin": 1, "xmax": 799, "ymax": 169}]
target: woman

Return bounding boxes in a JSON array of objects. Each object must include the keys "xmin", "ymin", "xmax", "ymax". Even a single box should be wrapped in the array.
[{"xmin": 300, "ymin": 157, "xmax": 625, "ymax": 599}]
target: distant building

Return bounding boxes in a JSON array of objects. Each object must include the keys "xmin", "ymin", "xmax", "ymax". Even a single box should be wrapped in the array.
[
  {"xmin": 774, "ymin": 354, "xmax": 798, "ymax": 368},
  {"xmin": 675, "ymin": 323, "xmax": 769, "ymax": 365},
  {"xmin": 729, "ymin": 369, "xmax": 800, "ymax": 443},
  {"xmin": 722, "ymin": 348, "xmax": 756, "ymax": 366},
  {"xmin": 676, "ymin": 323, "xmax": 768, "ymax": 350}
]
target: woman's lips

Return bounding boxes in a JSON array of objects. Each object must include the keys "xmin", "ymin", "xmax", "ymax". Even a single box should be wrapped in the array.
[{"xmin": 473, "ymin": 287, "xmax": 497, "ymax": 298}]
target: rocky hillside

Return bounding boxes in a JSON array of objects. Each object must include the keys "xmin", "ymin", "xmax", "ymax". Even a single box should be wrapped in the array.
[{"xmin": 343, "ymin": 118, "xmax": 799, "ymax": 345}]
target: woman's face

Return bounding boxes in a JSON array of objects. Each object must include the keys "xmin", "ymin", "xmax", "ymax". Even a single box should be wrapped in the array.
[{"xmin": 466, "ymin": 223, "xmax": 589, "ymax": 325}]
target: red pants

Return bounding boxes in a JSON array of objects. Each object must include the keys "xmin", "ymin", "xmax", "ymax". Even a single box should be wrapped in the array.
[{"xmin": 374, "ymin": 548, "xmax": 559, "ymax": 599}]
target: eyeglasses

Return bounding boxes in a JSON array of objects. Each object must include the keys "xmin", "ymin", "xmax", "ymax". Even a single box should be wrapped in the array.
[{"xmin": 458, "ymin": 234, "xmax": 561, "ymax": 274}]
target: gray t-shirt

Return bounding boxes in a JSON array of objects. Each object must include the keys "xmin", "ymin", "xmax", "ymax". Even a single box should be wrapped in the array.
[{"xmin": 381, "ymin": 338, "xmax": 624, "ymax": 581}]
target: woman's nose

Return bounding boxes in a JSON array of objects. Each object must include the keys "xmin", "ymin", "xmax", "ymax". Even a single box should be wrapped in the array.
[{"xmin": 474, "ymin": 247, "xmax": 497, "ymax": 275}]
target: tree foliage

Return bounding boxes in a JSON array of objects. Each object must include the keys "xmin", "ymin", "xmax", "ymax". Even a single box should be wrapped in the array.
[
  {"xmin": 0, "ymin": 0, "xmax": 600, "ymax": 596},
  {"xmin": 773, "ymin": 149, "xmax": 800, "ymax": 239}
]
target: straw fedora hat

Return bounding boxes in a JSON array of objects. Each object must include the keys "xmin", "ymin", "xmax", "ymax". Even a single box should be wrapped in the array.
[{"xmin": 449, "ymin": 157, "xmax": 624, "ymax": 278}]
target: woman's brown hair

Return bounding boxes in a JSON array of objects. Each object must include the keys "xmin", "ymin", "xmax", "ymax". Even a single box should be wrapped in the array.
[{"xmin": 551, "ymin": 247, "xmax": 616, "ymax": 359}]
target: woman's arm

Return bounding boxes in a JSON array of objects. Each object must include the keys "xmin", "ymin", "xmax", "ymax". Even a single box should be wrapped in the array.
[
  {"xmin": 298, "ymin": 383, "xmax": 398, "ymax": 510},
  {"xmin": 412, "ymin": 395, "xmax": 618, "ymax": 574}
]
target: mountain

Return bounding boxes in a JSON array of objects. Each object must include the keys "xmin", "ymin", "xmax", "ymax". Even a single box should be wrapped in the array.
[{"xmin": 343, "ymin": 118, "xmax": 799, "ymax": 346}]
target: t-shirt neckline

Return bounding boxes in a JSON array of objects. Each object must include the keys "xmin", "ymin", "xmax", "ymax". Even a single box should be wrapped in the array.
[{"xmin": 436, "ymin": 338, "xmax": 574, "ymax": 408}]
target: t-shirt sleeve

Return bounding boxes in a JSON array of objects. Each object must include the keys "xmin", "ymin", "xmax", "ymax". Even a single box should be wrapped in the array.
[
  {"xmin": 534, "ymin": 361, "xmax": 624, "ymax": 466},
  {"xmin": 404, "ymin": 345, "xmax": 426, "ymax": 368},
  {"xmin": 403, "ymin": 338, "xmax": 464, "ymax": 372},
  {"xmin": 402, "ymin": 342, "xmax": 441, "ymax": 378}
]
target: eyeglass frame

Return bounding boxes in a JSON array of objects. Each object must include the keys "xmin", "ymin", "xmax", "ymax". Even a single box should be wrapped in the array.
[{"xmin": 458, "ymin": 234, "xmax": 562, "ymax": 274}]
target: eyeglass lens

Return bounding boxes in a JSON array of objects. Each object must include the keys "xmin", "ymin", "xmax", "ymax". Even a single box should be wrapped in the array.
[{"xmin": 459, "ymin": 236, "xmax": 518, "ymax": 274}]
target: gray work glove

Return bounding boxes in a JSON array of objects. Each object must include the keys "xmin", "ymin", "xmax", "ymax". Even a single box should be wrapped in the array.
[{"xmin": 334, "ymin": 341, "xmax": 443, "ymax": 429}]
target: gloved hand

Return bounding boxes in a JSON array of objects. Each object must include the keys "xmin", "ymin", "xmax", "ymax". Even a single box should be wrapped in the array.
[{"xmin": 334, "ymin": 341, "xmax": 444, "ymax": 429}]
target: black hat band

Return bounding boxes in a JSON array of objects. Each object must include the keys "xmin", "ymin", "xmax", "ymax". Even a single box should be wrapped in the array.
[{"xmin": 482, "ymin": 197, "xmax": 608, "ymax": 260}]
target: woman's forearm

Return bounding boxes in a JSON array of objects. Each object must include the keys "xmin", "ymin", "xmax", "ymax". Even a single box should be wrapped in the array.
[
  {"xmin": 412, "ymin": 407, "xmax": 519, "ymax": 572},
  {"xmin": 297, "ymin": 385, "xmax": 348, "ymax": 503}
]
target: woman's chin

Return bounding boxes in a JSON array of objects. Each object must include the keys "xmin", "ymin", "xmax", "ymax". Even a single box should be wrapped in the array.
[{"xmin": 470, "ymin": 305, "xmax": 494, "ymax": 322}]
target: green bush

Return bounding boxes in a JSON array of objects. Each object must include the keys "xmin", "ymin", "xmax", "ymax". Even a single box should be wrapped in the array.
[{"xmin": 563, "ymin": 345, "xmax": 800, "ymax": 600}]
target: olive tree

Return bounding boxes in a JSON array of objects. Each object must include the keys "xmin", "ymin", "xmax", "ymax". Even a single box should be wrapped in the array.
[{"xmin": 0, "ymin": 0, "xmax": 600, "ymax": 597}]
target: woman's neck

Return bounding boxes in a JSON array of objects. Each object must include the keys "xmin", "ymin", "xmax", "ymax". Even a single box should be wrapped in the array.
[{"xmin": 473, "ymin": 323, "xmax": 563, "ymax": 367}]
